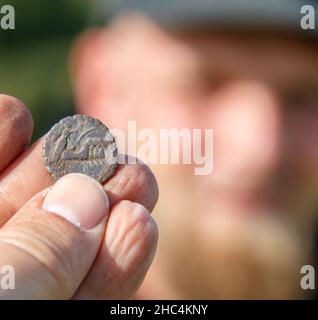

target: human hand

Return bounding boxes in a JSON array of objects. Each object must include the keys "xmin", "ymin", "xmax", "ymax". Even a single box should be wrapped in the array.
[{"xmin": 0, "ymin": 94, "xmax": 158, "ymax": 299}]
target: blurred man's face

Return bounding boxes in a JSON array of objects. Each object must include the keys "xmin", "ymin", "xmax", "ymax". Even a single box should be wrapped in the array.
[{"xmin": 73, "ymin": 16, "xmax": 318, "ymax": 298}]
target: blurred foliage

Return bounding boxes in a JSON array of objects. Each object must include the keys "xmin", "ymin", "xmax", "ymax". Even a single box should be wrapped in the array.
[{"xmin": 0, "ymin": 0, "xmax": 92, "ymax": 140}]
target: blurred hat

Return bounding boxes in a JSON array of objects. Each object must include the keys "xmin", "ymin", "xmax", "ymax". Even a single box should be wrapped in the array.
[{"xmin": 92, "ymin": 0, "xmax": 318, "ymax": 35}]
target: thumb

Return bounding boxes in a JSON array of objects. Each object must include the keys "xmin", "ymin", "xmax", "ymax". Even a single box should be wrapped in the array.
[{"xmin": 0, "ymin": 173, "xmax": 109, "ymax": 299}]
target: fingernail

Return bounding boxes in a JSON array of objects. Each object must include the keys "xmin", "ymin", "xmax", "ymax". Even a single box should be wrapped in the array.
[{"xmin": 42, "ymin": 173, "xmax": 109, "ymax": 230}]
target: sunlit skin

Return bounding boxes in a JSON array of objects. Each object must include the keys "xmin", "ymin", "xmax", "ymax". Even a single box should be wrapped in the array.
[
  {"xmin": 0, "ymin": 93, "xmax": 159, "ymax": 299},
  {"xmin": 72, "ymin": 14, "xmax": 318, "ymax": 298}
]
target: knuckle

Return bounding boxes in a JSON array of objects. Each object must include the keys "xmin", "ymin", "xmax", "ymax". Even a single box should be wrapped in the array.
[
  {"xmin": 115, "ymin": 200, "xmax": 158, "ymax": 253},
  {"xmin": 127, "ymin": 161, "xmax": 159, "ymax": 211}
]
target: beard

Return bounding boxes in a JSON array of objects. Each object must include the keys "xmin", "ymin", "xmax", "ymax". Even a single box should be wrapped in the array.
[{"xmin": 159, "ymin": 208, "xmax": 310, "ymax": 299}]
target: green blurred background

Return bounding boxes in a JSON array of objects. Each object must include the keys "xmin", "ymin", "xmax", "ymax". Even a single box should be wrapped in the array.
[{"xmin": 0, "ymin": 0, "xmax": 92, "ymax": 141}]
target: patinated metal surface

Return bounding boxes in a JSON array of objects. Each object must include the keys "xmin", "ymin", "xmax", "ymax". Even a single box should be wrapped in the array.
[{"xmin": 43, "ymin": 115, "xmax": 118, "ymax": 183}]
